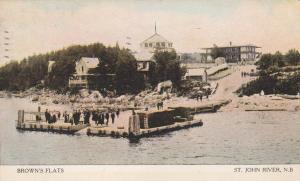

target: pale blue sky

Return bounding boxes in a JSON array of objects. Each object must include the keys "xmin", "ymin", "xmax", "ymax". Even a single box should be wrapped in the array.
[{"xmin": 0, "ymin": 0, "xmax": 300, "ymax": 65}]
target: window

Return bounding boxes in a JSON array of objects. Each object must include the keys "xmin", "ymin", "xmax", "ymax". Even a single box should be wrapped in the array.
[
  {"xmin": 156, "ymin": 42, "xmax": 160, "ymax": 47},
  {"xmin": 145, "ymin": 43, "xmax": 148, "ymax": 47},
  {"xmin": 169, "ymin": 43, "xmax": 172, "ymax": 47},
  {"xmin": 82, "ymin": 66, "xmax": 84, "ymax": 73},
  {"xmin": 161, "ymin": 42, "xmax": 165, "ymax": 47},
  {"xmin": 143, "ymin": 62, "xmax": 147, "ymax": 69},
  {"xmin": 149, "ymin": 43, "xmax": 152, "ymax": 47}
]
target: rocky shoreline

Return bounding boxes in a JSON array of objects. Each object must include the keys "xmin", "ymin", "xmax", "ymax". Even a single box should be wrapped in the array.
[
  {"xmin": 221, "ymin": 94, "xmax": 300, "ymax": 112},
  {"xmin": 1, "ymin": 88, "xmax": 299, "ymax": 113}
]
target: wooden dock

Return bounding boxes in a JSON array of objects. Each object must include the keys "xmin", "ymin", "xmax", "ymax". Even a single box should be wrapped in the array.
[
  {"xmin": 16, "ymin": 107, "xmax": 204, "ymax": 139},
  {"xmin": 168, "ymin": 99, "xmax": 232, "ymax": 114},
  {"xmin": 14, "ymin": 100, "xmax": 233, "ymax": 139},
  {"xmin": 16, "ymin": 121, "xmax": 88, "ymax": 134},
  {"xmin": 86, "ymin": 119, "xmax": 203, "ymax": 138}
]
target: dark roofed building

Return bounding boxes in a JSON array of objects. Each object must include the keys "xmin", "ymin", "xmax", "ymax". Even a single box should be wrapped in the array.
[{"xmin": 202, "ymin": 43, "xmax": 261, "ymax": 63}]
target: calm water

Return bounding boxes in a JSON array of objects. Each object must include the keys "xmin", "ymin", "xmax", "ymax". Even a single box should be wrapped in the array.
[{"xmin": 1, "ymin": 98, "xmax": 300, "ymax": 165}]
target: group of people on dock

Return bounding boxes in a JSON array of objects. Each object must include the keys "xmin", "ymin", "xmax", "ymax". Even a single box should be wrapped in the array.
[
  {"xmin": 43, "ymin": 108, "xmax": 121, "ymax": 126},
  {"xmin": 91, "ymin": 110, "xmax": 120, "ymax": 126},
  {"xmin": 45, "ymin": 109, "xmax": 61, "ymax": 124}
]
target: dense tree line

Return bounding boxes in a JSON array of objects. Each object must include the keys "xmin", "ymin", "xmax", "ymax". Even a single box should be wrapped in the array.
[
  {"xmin": 238, "ymin": 49, "xmax": 300, "ymax": 95},
  {"xmin": 0, "ymin": 55, "xmax": 48, "ymax": 90},
  {"xmin": 0, "ymin": 43, "xmax": 185, "ymax": 94},
  {"xmin": 255, "ymin": 49, "xmax": 300, "ymax": 72},
  {"xmin": 0, "ymin": 43, "xmax": 144, "ymax": 93}
]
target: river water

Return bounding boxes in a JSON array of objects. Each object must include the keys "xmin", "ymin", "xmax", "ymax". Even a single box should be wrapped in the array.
[{"xmin": 1, "ymin": 98, "xmax": 300, "ymax": 165}]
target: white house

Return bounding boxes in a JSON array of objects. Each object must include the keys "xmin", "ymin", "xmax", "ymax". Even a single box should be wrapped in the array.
[
  {"xmin": 135, "ymin": 24, "xmax": 174, "ymax": 78},
  {"xmin": 48, "ymin": 61, "xmax": 55, "ymax": 73},
  {"xmin": 75, "ymin": 57, "xmax": 99, "ymax": 75},
  {"xmin": 134, "ymin": 50, "xmax": 154, "ymax": 72},
  {"xmin": 139, "ymin": 32, "xmax": 173, "ymax": 53},
  {"xmin": 69, "ymin": 57, "xmax": 100, "ymax": 88},
  {"xmin": 184, "ymin": 68, "xmax": 208, "ymax": 82}
]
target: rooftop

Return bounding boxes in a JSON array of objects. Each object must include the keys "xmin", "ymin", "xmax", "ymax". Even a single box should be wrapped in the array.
[
  {"xmin": 185, "ymin": 68, "xmax": 206, "ymax": 77},
  {"xmin": 79, "ymin": 57, "xmax": 100, "ymax": 69},
  {"xmin": 202, "ymin": 44, "xmax": 261, "ymax": 50},
  {"xmin": 134, "ymin": 50, "xmax": 154, "ymax": 61},
  {"xmin": 141, "ymin": 33, "xmax": 171, "ymax": 44}
]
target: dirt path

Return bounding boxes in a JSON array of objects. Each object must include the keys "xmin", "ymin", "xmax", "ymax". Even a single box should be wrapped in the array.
[{"xmin": 211, "ymin": 65, "xmax": 257, "ymax": 100}]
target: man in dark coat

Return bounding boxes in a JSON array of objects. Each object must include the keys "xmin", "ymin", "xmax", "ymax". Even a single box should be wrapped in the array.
[
  {"xmin": 73, "ymin": 110, "xmax": 79, "ymax": 125},
  {"xmin": 116, "ymin": 109, "xmax": 120, "ymax": 118},
  {"xmin": 58, "ymin": 112, "xmax": 61, "ymax": 120},
  {"xmin": 100, "ymin": 113, "xmax": 105, "ymax": 125},
  {"xmin": 111, "ymin": 112, "xmax": 115, "ymax": 124},
  {"xmin": 105, "ymin": 112, "xmax": 110, "ymax": 125},
  {"xmin": 45, "ymin": 109, "xmax": 50, "ymax": 123},
  {"xmin": 84, "ymin": 110, "xmax": 90, "ymax": 124},
  {"xmin": 52, "ymin": 114, "xmax": 57, "ymax": 124},
  {"xmin": 73, "ymin": 111, "xmax": 76, "ymax": 125}
]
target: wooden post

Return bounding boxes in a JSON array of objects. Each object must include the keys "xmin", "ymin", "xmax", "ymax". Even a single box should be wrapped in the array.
[
  {"xmin": 18, "ymin": 110, "xmax": 24, "ymax": 124},
  {"xmin": 128, "ymin": 114, "xmax": 140, "ymax": 136}
]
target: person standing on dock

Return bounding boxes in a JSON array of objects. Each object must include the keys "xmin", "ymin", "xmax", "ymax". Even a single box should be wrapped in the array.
[
  {"xmin": 100, "ymin": 113, "xmax": 105, "ymax": 125},
  {"xmin": 92, "ymin": 111, "xmax": 97, "ymax": 125},
  {"xmin": 51, "ymin": 114, "xmax": 57, "ymax": 124},
  {"xmin": 45, "ymin": 109, "xmax": 50, "ymax": 123},
  {"xmin": 73, "ymin": 111, "xmax": 77, "ymax": 125},
  {"xmin": 116, "ymin": 108, "xmax": 120, "ymax": 118},
  {"xmin": 58, "ymin": 112, "xmax": 61, "ymax": 120},
  {"xmin": 83, "ymin": 110, "xmax": 90, "ymax": 125},
  {"xmin": 63, "ymin": 111, "xmax": 69, "ymax": 123},
  {"xmin": 111, "ymin": 112, "xmax": 115, "ymax": 124},
  {"xmin": 200, "ymin": 94, "xmax": 203, "ymax": 102},
  {"xmin": 73, "ymin": 110, "xmax": 79, "ymax": 125},
  {"xmin": 105, "ymin": 112, "xmax": 110, "ymax": 125},
  {"xmin": 69, "ymin": 112, "xmax": 73, "ymax": 125}
]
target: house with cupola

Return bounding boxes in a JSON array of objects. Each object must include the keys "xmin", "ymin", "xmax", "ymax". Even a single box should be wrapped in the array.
[{"xmin": 134, "ymin": 24, "xmax": 175, "ymax": 79}]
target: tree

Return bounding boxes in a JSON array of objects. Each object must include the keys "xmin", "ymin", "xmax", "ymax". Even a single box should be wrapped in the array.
[
  {"xmin": 272, "ymin": 51, "xmax": 285, "ymax": 67},
  {"xmin": 152, "ymin": 50, "xmax": 186, "ymax": 88},
  {"xmin": 211, "ymin": 45, "xmax": 225, "ymax": 60},
  {"xmin": 285, "ymin": 49, "xmax": 300, "ymax": 65},
  {"xmin": 255, "ymin": 54, "xmax": 273, "ymax": 70},
  {"xmin": 115, "ymin": 49, "xmax": 145, "ymax": 94},
  {"xmin": 45, "ymin": 57, "xmax": 76, "ymax": 90}
]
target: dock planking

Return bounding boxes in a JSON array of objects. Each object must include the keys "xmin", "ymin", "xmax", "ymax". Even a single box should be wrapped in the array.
[
  {"xmin": 87, "ymin": 119, "xmax": 203, "ymax": 138},
  {"xmin": 15, "ymin": 103, "xmax": 208, "ymax": 139},
  {"xmin": 16, "ymin": 121, "xmax": 88, "ymax": 134}
]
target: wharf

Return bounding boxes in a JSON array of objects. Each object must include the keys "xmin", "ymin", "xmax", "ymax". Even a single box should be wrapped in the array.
[
  {"xmin": 87, "ymin": 119, "xmax": 203, "ymax": 138},
  {"xmin": 168, "ymin": 99, "xmax": 231, "ymax": 114},
  {"xmin": 16, "ymin": 121, "xmax": 88, "ymax": 134}
]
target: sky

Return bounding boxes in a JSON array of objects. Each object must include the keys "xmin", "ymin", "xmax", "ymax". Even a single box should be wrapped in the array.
[{"xmin": 0, "ymin": 0, "xmax": 300, "ymax": 65}]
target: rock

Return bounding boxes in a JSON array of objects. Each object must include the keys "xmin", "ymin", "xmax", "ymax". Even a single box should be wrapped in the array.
[
  {"xmin": 79, "ymin": 89, "xmax": 89, "ymax": 98},
  {"xmin": 32, "ymin": 96, "xmax": 39, "ymax": 102}
]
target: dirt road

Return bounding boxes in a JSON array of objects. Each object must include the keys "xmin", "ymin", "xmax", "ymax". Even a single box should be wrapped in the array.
[{"xmin": 211, "ymin": 65, "xmax": 257, "ymax": 100}]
